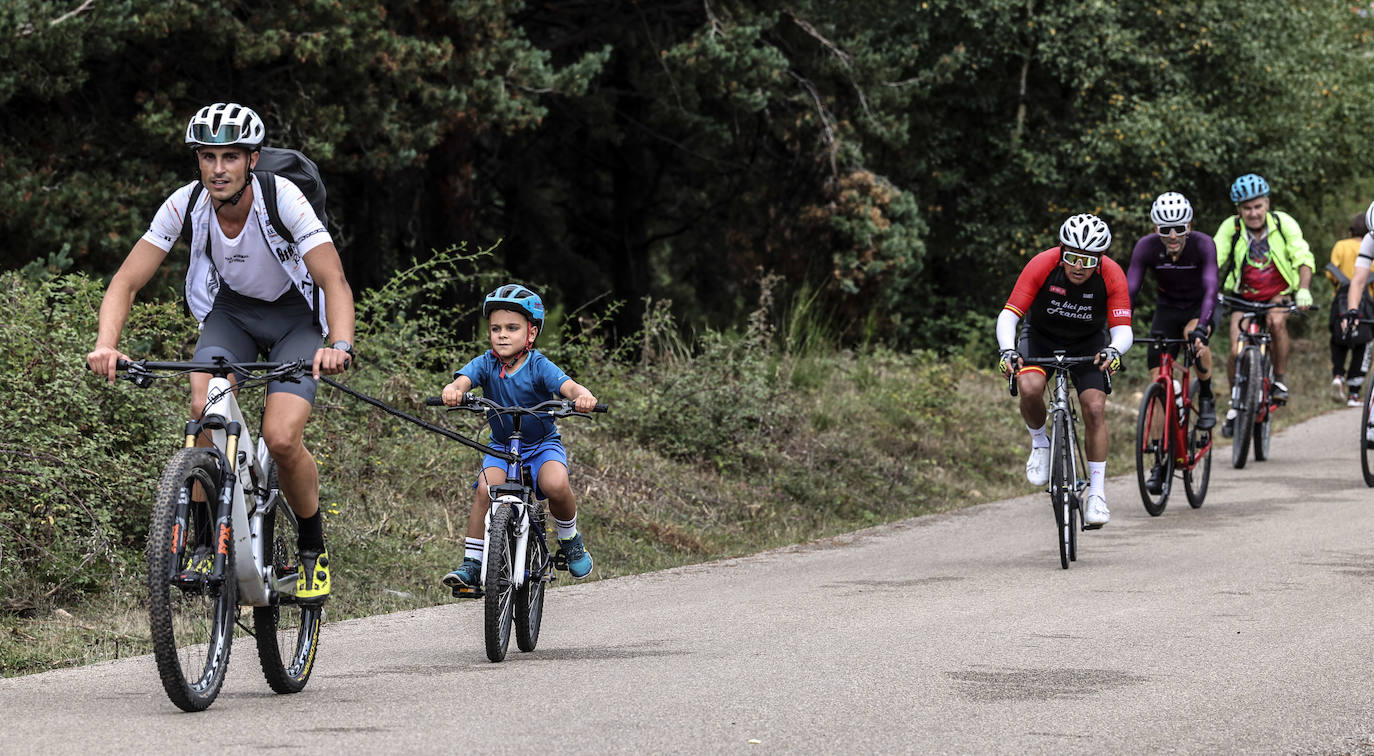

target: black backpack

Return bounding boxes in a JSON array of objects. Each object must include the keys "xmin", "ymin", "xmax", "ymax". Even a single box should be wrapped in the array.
[{"xmin": 179, "ymin": 146, "xmax": 327, "ymax": 246}]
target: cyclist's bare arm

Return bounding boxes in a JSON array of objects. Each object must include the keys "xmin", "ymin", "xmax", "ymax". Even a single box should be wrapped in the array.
[
  {"xmin": 302, "ymin": 242, "xmax": 354, "ymax": 378},
  {"xmin": 558, "ymin": 378, "xmax": 599, "ymax": 413},
  {"xmin": 442, "ymin": 374, "xmax": 473, "ymax": 406},
  {"xmin": 88, "ymin": 240, "xmax": 166, "ymax": 383}
]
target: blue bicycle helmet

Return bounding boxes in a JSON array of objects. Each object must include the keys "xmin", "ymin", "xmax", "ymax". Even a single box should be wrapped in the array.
[
  {"xmin": 483, "ymin": 283, "xmax": 545, "ymax": 329},
  {"xmin": 1229, "ymin": 173, "xmax": 1270, "ymax": 204}
]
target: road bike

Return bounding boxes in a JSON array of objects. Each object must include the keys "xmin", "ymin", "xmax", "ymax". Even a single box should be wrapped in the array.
[
  {"xmin": 1010, "ymin": 353, "xmax": 1111, "ymax": 570},
  {"xmin": 116, "ymin": 358, "xmax": 322, "ymax": 711},
  {"xmin": 427, "ymin": 394, "xmax": 606, "ymax": 662},
  {"xmin": 1348, "ymin": 317, "xmax": 1374, "ymax": 487},
  {"xmin": 1133, "ymin": 336, "xmax": 1213, "ymax": 515},
  {"xmin": 1221, "ymin": 295, "xmax": 1300, "ymax": 469}
]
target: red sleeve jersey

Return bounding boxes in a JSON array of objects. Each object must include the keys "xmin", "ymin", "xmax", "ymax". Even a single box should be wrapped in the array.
[{"xmin": 1004, "ymin": 247, "xmax": 1131, "ymax": 344}]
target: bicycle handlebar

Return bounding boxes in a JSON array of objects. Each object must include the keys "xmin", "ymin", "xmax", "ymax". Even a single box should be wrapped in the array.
[
  {"xmin": 1007, "ymin": 354, "xmax": 1113, "ymax": 397},
  {"xmin": 425, "ymin": 394, "xmax": 609, "ymax": 417},
  {"xmin": 1219, "ymin": 294, "xmax": 1307, "ymax": 314},
  {"xmin": 114, "ymin": 358, "xmax": 309, "ymax": 389}
]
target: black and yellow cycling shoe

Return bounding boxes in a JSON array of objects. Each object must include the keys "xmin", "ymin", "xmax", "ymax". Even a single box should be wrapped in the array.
[{"xmin": 296, "ymin": 549, "xmax": 331, "ymax": 604}]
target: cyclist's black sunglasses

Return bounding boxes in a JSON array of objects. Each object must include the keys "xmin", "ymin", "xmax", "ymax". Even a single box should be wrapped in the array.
[{"xmin": 1156, "ymin": 225, "xmax": 1188, "ymax": 237}]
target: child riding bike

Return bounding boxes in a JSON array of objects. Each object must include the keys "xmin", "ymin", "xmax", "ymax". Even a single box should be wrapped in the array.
[{"xmin": 439, "ymin": 283, "xmax": 600, "ymax": 593}]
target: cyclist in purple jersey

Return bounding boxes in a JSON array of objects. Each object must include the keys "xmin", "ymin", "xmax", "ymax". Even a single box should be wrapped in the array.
[{"xmin": 1126, "ymin": 192, "xmax": 1219, "ymax": 437}]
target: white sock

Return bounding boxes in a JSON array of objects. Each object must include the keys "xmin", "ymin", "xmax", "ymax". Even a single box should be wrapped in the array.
[
  {"xmin": 1028, "ymin": 424, "xmax": 1049, "ymax": 449},
  {"xmin": 464, "ymin": 537, "xmax": 484, "ymax": 561},
  {"xmin": 554, "ymin": 515, "xmax": 578, "ymax": 541},
  {"xmin": 1088, "ymin": 461, "xmax": 1106, "ymax": 497}
]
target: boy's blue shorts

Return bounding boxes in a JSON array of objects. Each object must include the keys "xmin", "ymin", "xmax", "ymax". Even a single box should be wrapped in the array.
[{"xmin": 474, "ymin": 439, "xmax": 568, "ymax": 500}]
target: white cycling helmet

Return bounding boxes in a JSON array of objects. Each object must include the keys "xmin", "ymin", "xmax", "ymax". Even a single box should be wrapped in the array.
[
  {"xmin": 1150, "ymin": 192, "xmax": 1193, "ymax": 226},
  {"xmin": 1058, "ymin": 213, "xmax": 1112, "ymax": 253},
  {"xmin": 184, "ymin": 102, "xmax": 266, "ymax": 150}
]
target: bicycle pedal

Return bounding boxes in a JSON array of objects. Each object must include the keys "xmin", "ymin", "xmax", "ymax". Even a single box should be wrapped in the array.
[
  {"xmin": 451, "ymin": 585, "xmax": 483, "ymax": 599},
  {"xmin": 1081, "ymin": 522, "xmax": 1104, "ymax": 531},
  {"xmin": 551, "ymin": 551, "xmax": 570, "ymax": 571}
]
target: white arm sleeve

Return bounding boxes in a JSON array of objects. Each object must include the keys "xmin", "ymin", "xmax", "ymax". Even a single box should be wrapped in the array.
[
  {"xmin": 996, "ymin": 309, "xmax": 1021, "ymax": 351},
  {"xmin": 1357, "ymin": 234, "xmax": 1374, "ymax": 272},
  {"xmin": 1108, "ymin": 324, "xmax": 1134, "ymax": 355}
]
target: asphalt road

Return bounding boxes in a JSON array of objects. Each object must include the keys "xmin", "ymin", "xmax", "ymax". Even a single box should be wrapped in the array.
[{"xmin": 3, "ymin": 407, "xmax": 1373, "ymax": 754}]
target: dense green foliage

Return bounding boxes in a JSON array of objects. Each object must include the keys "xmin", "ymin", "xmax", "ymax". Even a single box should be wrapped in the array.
[{"xmin": 5, "ymin": 2, "xmax": 1372, "ymax": 349}]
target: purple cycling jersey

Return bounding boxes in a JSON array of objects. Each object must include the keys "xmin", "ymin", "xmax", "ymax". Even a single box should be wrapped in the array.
[{"xmin": 1126, "ymin": 231, "xmax": 1219, "ymax": 325}]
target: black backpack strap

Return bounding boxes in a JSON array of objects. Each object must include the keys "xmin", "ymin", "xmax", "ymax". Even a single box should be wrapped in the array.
[
  {"xmin": 180, "ymin": 183, "xmax": 205, "ymax": 247},
  {"xmin": 1219, "ymin": 215, "xmax": 1242, "ymax": 292},
  {"xmin": 253, "ymin": 170, "xmax": 296, "ymax": 246}
]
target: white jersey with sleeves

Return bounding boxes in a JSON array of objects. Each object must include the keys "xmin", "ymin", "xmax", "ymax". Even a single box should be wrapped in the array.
[{"xmin": 140, "ymin": 173, "xmax": 336, "ymax": 334}]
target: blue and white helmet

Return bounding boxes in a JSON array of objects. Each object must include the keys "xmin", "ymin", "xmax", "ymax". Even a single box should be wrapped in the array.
[
  {"xmin": 1058, "ymin": 213, "xmax": 1112, "ymax": 253},
  {"xmin": 1150, "ymin": 192, "xmax": 1193, "ymax": 225},
  {"xmin": 185, "ymin": 102, "xmax": 266, "ymax": 151},
  {"xmin": 483, "ymin": 283, "xmax": 545, "ymax": 329},
  {"xmin": 1229, "ymin": 173, "xmax": 1270, "ymax": 204}
]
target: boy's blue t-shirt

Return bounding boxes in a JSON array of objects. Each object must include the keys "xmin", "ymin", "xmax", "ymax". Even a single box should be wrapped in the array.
[{"xmin": 456, "ymin": 348, "xmax": 571, "ymax": 445}]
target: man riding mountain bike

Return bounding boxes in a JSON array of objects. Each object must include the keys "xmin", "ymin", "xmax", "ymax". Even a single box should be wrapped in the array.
[
  {"xmin": 1126, "ymin": 191, "xmax": 1219, "ymax": 444},
  {"xmin": 85, "ymin": 102, "xmax": 354, "ymax": 602},
  {"xmin": 1213, "ymin": 173, "xmax": 1315, "ymax": 436},
  {"xmin": 997, "ymin": 213, "xmax": 1133, "ymax": 528}
]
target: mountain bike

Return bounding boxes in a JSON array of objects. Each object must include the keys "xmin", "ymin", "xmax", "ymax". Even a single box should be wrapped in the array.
[
  {"xmin": 1133, "ymin": 336, "xmax": 1213, "ymax": 515},
  {"xmin": 1221, "ymin": 295, "xmax": 1301, "ymax": 469},
  {"xmin": 426, "ymin": 394, "xmax": 607, "ymax": 662},
  {"xmin": 1009, "ymin": 353, "xmax": 1111, "ymax": 570},
  {"xmin": 116, "ymin": 358, "xmax": 322, "ymax": 711}
]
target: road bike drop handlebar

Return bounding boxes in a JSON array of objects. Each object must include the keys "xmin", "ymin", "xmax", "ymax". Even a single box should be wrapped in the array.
[{"xmin": 1007, "ymin": 354, "xmax": 1113, "ymax": 397}]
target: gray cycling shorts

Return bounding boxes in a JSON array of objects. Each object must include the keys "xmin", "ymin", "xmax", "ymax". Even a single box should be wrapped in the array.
[{"xmin": 193, "ymin": 285, "xmax": 321, "ymax": 402}]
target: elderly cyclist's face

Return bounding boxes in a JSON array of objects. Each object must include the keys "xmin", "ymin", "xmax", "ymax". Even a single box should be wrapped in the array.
[
  {"xmin": 1238, "ymin": 196, "xmax": 1269, "ymax": 231},
  {"xmin": 196, "ymin": 147, "xmax": 256, "ymax": 202}
]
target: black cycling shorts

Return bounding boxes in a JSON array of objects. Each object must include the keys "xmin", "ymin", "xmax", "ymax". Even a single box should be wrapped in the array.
[
  {"xmin": 193, "ymin": 285, "xmax": 322, "ymax": 402},
  {"xmin": 1146, "ymin": 304, "xmax": 1200, "ymax": 370},
  {"xmin": 1018, "ymin": 325, "xmax": 1110, "ymax": 395}
]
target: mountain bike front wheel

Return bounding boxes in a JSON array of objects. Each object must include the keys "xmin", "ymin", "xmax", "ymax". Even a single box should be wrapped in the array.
[
  {"xmin": 147, "ymin": 448, "xmax": 237, "ymax": 712},
  {"xmin": 1135, "ymin": 382, "xmax": 1173, "ymax": 516},
  {"xmin": 253, "ymin": 472, "xmax": 323, "ymax": 694},
  {"xmin": 514, "ymin": 505, "xmax": 549, "ymax": 653},
  {"xmin": 1231, "ymin": 349, "xmax": 1259, "ymax": 469},
  {"xmin": 484, "ymin": 504, "xmax": 517, "ymax": 662}
]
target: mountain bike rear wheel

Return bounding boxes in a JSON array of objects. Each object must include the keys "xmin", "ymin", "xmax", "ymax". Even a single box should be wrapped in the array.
[
  {"xmin": 1231, "ymin": 349, "xmax": 1259, "ymax": 469},
  {"xmin": 1252, "ymin": 358, "xmax": 1273, "ymax": 461},
  {"xmin": 1361, "ymin": 379, "xmax": 1374, "ymax": 487},
  {"xmin": 147, "ymin": 448, "xmax": 237, "ymax": 712},
  {"xmin": 1135, "ymin": 382, "xmax": 1173, "ymax": 516},
  {"xmin": 514, "ymin": 504, "xmax": 549, "ymax": 653},
  {"xmin": 484, "ymin": 504, "xmax": 517, "ymax": 662},
  {"xmin": 253, "ymin": 470, "xmax": 323, "ymax": 694}
]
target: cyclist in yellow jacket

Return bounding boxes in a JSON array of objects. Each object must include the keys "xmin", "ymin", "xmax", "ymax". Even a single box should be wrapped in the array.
[
  {"xmin": 1213, "ymin": 173, "xmax": 1314, "ymax": 437},
  {"xmin": 1325, "ymin": 212, "xmax": 1372, "ymax": 406}
]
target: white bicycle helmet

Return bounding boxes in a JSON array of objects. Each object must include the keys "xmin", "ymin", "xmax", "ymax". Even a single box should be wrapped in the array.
[
  {"xmin": 1150, "ymin": 192, "xmax": 1193, "ymax": 226},
  {"xmin": 1058, "ymin": 213, "xmax": 1112, "ymax": 253},
  {"xmin": 184, "ymin": 102, "xmax": 266, "ymax": 150}
]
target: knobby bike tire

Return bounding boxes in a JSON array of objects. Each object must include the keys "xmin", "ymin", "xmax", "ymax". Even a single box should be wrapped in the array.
[
  {"xmin": 514, "ymin": 503, "xmax": 548, "ymax": 653},
  {"xmin": 1362, "ymin": 379, "xmax": 1374, "ymax": 487},
  {"xmin": 253, "ymin": 464, "xmax": 323, "ymax": 694},
  {"xmin": 147, "ymin": 448, "xmax": 237, "ymax": 712},
  {"xmin": 1135, "ymin": 382, "xmax": 1173, "ymax": 516},
  {"xmin": 484, "ymin": 504, "xmax": 517, "ymax": 662},
  {"xmin": 1052, "ymin": 411, "xmax": 1072, "ymax": 570},
  {"xmin": 1252, "ymin": 356, "xmax": 1273, "ymax": 462},
  {"xmin": 1231, "ymin": 349, "xmax": 1258, "ymax": 469},
  {"xmin": 1184, "ymin": 383, "xmax": 1212, "ymax": 508}
]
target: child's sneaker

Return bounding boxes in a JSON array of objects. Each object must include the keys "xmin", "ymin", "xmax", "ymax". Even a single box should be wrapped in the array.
[
  {"xmin": 296, "ymin": 549, "xmax": 331, "ymax": 604},
  {"xmin": 557, "ymin": 534, "xmax": 594, "ymax": 579},
  {"xmin": 442, "ymin": 557, "xmax": 483, "ymax": 597}
]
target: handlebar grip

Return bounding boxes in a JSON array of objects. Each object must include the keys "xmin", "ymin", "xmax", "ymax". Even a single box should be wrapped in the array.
[
  {"xmin": 593, "ymin": 403, "xmax": 609, "ymax": 413},
  {"xmin": 1008, "ymin": 375, "xmax": 1019, "ymax": 397},
  {"xmin": 424, "ymin": 397, "xmax": 444, "ymax": 406},
  {"xmin": 115, "ymin": 359, "xmax": 131, "ymax": 369}
]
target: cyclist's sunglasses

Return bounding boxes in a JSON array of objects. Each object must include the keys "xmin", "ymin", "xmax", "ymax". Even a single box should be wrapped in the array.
[
  {"xmin": 188, "ymin": 123, "xmax": 247, "ymax": 145},
  {"xmin": 1156, "ymin": 224, "xmax": 1188, "ymax": 237},
  {"xmin": 1061, "ymin": 249, "xmax": 1100, "ymax": 268}
]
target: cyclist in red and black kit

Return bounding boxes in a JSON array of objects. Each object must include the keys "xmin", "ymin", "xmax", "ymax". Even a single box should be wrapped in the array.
[
  {"xmin": 1126, "ymin": 192, "xmax": 1219, "ymax": 435},
  {"xmin": 997, "ymin": 213, "xmax": 1133, "ymax": 527}
]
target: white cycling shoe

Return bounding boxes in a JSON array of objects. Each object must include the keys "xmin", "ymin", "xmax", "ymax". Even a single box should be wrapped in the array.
[
  {"xmin": 1026, "ymin": 446, "xmax": 1050, "ymax": 486},
  {"xmin": 1084, "ymin": 493, "xmax": 1111, "ymax": 527}
]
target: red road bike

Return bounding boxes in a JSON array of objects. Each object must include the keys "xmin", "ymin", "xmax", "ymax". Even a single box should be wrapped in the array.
[{"xmin": 1134, "ymin": 336, "xmax": 1213, "ymax": 516}]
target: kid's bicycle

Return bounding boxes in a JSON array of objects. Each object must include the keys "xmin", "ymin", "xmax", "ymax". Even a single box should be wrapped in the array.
[
  {"xmin": 426, "ymin": 393, "xmax": 607, "ymax": 662},
  {"xmin": 1010, "ymin": 353, "xmax": 1111, "ymax": 570},
  {"xmin": 1221, "ymin": 295, "xmax": 1301, "ymax": 469},
  {"xmin": 116, "ymin": 358, "xmax": 322, "ymax": 712},
  {"xmin": 1133, "ymin": 336, "xmax": 1213, "ymax": 515}
]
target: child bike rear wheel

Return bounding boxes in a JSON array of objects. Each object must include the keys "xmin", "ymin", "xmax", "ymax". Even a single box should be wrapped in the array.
[
  {"xmin": 514, "ymin": 504, "xmax": 548, "ymax": 653},
  {"xmin": 253, "ymin": 469, "xmax": 323, "ymax": 694},
  {"xmin": 484, "ymin": 503, "xmax": 518, "ymax": 662},
  {"xmin": 147, "ymin": 448, "xmax": 237, "ymax": 712}
]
